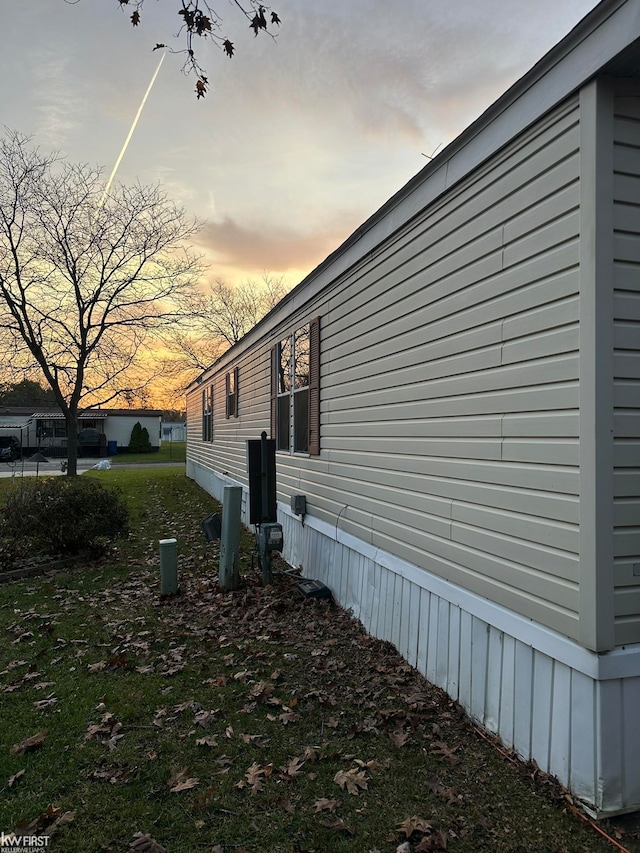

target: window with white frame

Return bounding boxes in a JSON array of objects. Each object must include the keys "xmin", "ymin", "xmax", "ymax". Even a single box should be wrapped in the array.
[
  {"xmin": 272, "ymin": 317, "xmax": 320, "ymax": 455},
  {"xmin": 202, "ymin": 386, "xmax": 213, "ymax": 441},
  {"xmin": 226, "ymin": 367, "xmax": 238, "ymax": 418}
]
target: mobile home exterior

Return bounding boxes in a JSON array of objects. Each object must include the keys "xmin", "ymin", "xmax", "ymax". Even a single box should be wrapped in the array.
[{"xmin": 186, "ymin": 0, "xmax": 640, "ymax": 816}]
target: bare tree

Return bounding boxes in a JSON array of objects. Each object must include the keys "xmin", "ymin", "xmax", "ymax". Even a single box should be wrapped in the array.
[
  {"xmin": 0, "ymin": 130, "xmax": 203, "ymax": 474},
  {"xmin": 199, "ymin": 273, "xmax": 289, "ymax": 345},
  {"xmin": 160, "ymin": 272, "xmax": 290, "ymax": 396},
  {"xmin": 65, "ymin": 0, "xmax": 282, "ymax": 99}
]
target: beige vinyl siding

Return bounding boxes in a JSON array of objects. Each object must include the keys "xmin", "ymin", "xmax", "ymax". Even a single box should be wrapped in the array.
[
  {"xmin": 612, "ymin": 85, "xmax": 640, "ymax": 645},
  {"xmin": 187, "ymin": 95, "xmax": 583, "ymax": 640},
  {"xmin": 318, "ymin": 96, "xmax": 582, "ymax": 640}
]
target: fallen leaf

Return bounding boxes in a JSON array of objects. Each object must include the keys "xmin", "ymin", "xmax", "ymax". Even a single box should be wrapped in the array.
[
  {"xmin": 8, "ymin": 769, "xmax": 25, "ymax": 787},
  {"xmin": 319, "ymin": 816, "xmax": 355, "ymax": 836},
  {"xmin": 129, "ymin": 832, "xmax": 167, "ymax": 852},
  {"xmin": 334, "ymin": 768, "xmax": 368, "ymax": 795},
  {"xmin": 397, "ymin": 815, "xmax": 433, "ymax": 839},
  {"xmin": 33, "ymin": 697, "xmax": 58, "ymax": 711},
  {"xmin": 195, "ymin": 736, "xmax": 218, "ymax": 748},
  {"xmin": 314, "ymin": 797, "xmax": 340, "ymax": 812},
  {"xmin": 279, "ymin": 756, "xmax": 305, "ymax": 781},
  {"xmin": 415, "ymin": 829, "xmax": 448, "ymax": 851},
  {"xmin": 389, "ymin": 729, "xmax": 410, "ymax": 748},
  {"xmin": 167, "ymin": 767, "xmax": 199, "ymax": 793},
  {"xmin": 429, "ymin": 741, "xmax": 460, "ymax": 765},
  {"xmin": 10, "ymin": 731, "xmax": 47, "ymax": 755}
]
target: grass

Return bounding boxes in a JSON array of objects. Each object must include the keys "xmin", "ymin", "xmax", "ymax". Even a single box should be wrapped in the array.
[
  {"xmin": 0, "ymin": 468, "xmax": 639, "ymax": 852},
  {"xmin": 108, "ymin": 441, "xmax": 186, "ymax": 465}
]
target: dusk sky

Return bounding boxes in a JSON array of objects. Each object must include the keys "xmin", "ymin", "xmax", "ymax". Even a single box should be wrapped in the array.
[{"xmin": 2, "ymin": 0, "xmax": 600, "ymax": 291}]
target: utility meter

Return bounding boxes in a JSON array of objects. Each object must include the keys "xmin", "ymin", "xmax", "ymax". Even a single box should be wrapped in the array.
[
  {"xmin": 259, "ymin": 522, "xmax": 283, "ymax": 554},
  {"xmin": 257, "ymin": 522, "xmax": 283, "ymax": 585}
]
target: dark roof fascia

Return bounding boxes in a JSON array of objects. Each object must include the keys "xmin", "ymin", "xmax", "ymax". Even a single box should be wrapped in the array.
[{"xmin": 189, "ymin": 0, "xmax": 638, "ymax": 392}]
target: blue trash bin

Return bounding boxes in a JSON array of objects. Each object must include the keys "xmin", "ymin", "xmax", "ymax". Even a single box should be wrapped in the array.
[{"xmin": 107, "ymin": 440, "xmax": 118, "ymax": 455}]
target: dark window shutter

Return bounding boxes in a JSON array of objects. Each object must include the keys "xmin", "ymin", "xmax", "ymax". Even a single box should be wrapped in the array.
[
  {"xmin": 270, "ymin": 345, "xmax": 278, "ymax": 439},
  {"xmin": 233, "ymin": 366, "xmax": 239, "ymax": 418},
  {"xmin": 225, "ymin": 373, "xmax": 230, "ymax": 419},
  {"xmin": 308, "ymin": 316, "xmax": 320, "ymax": 455}
]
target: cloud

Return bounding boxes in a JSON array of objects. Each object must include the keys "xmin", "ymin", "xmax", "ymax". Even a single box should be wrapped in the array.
[{"xmin": 196, "ymin": 214, "xmax": 359, "ymax": 277}]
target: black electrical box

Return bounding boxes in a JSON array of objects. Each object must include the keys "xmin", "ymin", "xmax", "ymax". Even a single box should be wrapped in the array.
[
  {"xmin": 291, "ymin": 494, "xmax": 306, "ymax": 516},
  {"xmin": 297, "ymin": 579, "xmax": 332, "ymax": 599},
  {"xmin": 247, "ymin": 431, "xmax": 277, "ymax": 524},
  {"xmin": 201, "ymin": 513, "xmax": 222, "ymax": 542}
]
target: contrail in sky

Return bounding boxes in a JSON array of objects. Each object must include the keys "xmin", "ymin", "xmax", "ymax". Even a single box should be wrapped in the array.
[{"xmin": 97, "ymin": 51, "xmax": 166, "ymax": 210}]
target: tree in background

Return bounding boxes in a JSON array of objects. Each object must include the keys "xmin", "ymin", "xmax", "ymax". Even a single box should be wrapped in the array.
[
  {"xmin": 0, "ymin": 379, "xmax": 56, "ymax": 407},
  {"xmin": 161, "ymin": 272, "xmax": 290, "ymax": 390},
  {"xmin": 80, "ymin": 1, "xmax": 281, "ymax": 99},
  {"xmin": 0, "ymin": 130, "xmax": 203, "ymax": 475}
]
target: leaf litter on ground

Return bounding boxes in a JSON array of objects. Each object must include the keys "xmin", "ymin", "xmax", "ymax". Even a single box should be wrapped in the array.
[{"xmin": 0, "ymin": 468, "xmax": 637, "ymax": 852}]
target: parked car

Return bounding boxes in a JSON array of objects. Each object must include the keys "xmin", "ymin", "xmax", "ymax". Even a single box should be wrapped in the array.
[{"xmin": 0, "ymin": 435, "xmax": 22, "ymax": 462}]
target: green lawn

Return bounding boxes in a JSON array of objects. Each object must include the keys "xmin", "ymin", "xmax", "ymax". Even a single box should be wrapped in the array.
[
  {"xmin": 108, "ymin": 441, "xmax": 186, "ymax": 465},
  {"xmin": 0, "ymin": 469, "xmax": 637, "ymax": 852}
]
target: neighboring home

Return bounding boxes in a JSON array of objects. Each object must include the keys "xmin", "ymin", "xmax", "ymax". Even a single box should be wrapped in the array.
[
  {"xmin": 185, "ymin": 0, "xmax": 640, "ymax": 817},
  {"xmin": 161, "ymin": 421, "xmax": 186, "ymax": 443},
  {"xmin": 0, "ymin": 407, "xmax": 163, "ymax": 457}
]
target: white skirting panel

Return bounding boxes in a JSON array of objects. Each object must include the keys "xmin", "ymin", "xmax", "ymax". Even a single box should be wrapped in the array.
[{"xmin": 187, "ymin": 462, "xmax": 640, "ymax": 817}]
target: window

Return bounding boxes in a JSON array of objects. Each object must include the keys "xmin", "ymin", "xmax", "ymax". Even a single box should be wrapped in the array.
[
  {"xmin": 202, "ymin": 386, "xmax": 213, "ymax": 441},
  {"xmin": 226, "ymin": 367, "xmax": 239, "ymax": 418},
  {"xmin": 271, "ymin": 317, "xmax": 320, "ymax": 455}
]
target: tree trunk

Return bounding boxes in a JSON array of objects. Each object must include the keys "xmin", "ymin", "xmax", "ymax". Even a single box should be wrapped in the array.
[{"xmin": 65, "ymin": 411, "xmax": 79, "ymax": 476}]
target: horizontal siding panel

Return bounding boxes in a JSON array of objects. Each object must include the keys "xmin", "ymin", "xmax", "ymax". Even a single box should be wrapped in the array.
[
  {"xmin": 325, "ymin": 382, "xmax": 579, "ymax": 421},
  {"xmin": 615, "ymin": 116, "xmax": 640, "ymax": 143},
  {"xmin": 613, "ymin": 173, "xmax": 640, "ymax": 206},
  {"xmin": 613, "ymin": 292, "xmax": 640, "ymax": 323},
  {"xmin": 325, "ymin": 355, "xmax": 579, "ymax": 407},
  {"xmin": 501, "ymin": 325, "xmax": 579, "ymax": 364},
  {"xmin": 328, "ymin": 251, "xmax": 504, "ymax": 359},
  {"xmin": 614, "ymin": 354, "xmax": 640, "ymax": 384},
  {"xmin": 325, "ymin": 324, "xmax": 503, "ymax": 390},
  {"xmin": 614, "ymin": 528, "xmax": 640, "ymax": 558},
  {"xmin": 613, "ymin": 263, "xmax": 640, "ymax": 291},
  {"xmin": 614, "ymin": 617, "xmax": 640, "ymax": 647},
  {"xmin": 613, "ymin": 144, "xmax": 640, "ymax": 176},
  {"xmin": 328, "ymin": 253, "xmax": 579, "ymax": 366},
  {"xmin": 322, "ymin": 436, "xmax": 502, "ymax": 461},
  {"xmin": 613, "ymin": 150, "xmax": 640, "ymax": 634},
  {"xmin": 614, "ymin": 231, "xmax": 640, "ymax": 263},
  {"xmin": 615, "ymin": 587, "xmax": 640, "ymax": 618},
  {"xmin": 451, "ymin": 502, "xmax": 579, "ymax": 553},
  {"xmin": 501, "ymin": 438, "xmax": 579, "ymax": 465},
  {"xmin": 615, "ymin": 469, "xmax": 640, "ymax": 497},
  {"xmin": 326, "ymin": 415, "xmax": 503, "ymax": 438},
  {"xmin": 330, "ymin": 467, "xmax": 580, "ymax": 524},
  {"xmin": 614, "ymin": 440, "xmax": 640, "ymax": 467},
  {"xmin": 324, "ymin": 451, "xmax": 579, "ymax": 494},
  {"xmin": 614, "ymin": 498, "xmax": 640, "ymax": 526},
  {"xmin": 502, "ymin": 295, "xmax": 579, "ymax": 341},
  {"xmin": 502, "ymin": 182, "xmax": 579, "ymax": 245},
  {"xmin": 502, "ymin": 411, "xmax": 578, "ymax": 437},
  {"xmin": 613, "ymin": 203, "xmax": 640, "ymax": 233},
  {"xmin": 614, "ymin": 320, "xmax": 640, "ymax": 349},
  {"xmin": 614, "ymin": 380, "xmax": 640, "ymax": 408},
  {"xmin": 503, "ymin": 211, "xmax": 579, "ymax": 269},
  {"xmin": 324, "ymin": 344, "xmax": 503, "ymax": 397},
  {"xmin": 368, "ymin": 530, "xmax": 579, "ymax": 639},
  {"xmin": 323, "ymin": 411, "xmax": 581, "ymax": 441}
]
